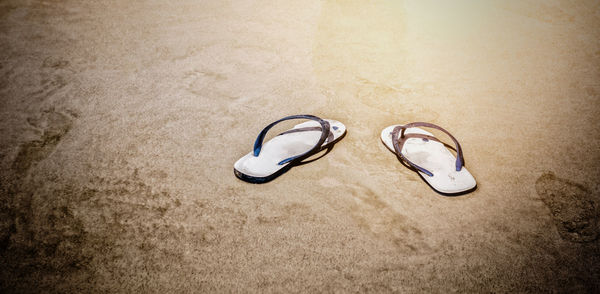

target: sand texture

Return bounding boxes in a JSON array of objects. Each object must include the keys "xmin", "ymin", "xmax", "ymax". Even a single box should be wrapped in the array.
[{"xmin": 1, "ymin": 0, "xmax": 600, "ymax": 292}]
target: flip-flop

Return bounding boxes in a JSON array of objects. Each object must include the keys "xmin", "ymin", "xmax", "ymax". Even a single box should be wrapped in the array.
[
  {"xmin": 234, "ymin": 114, "xmax": 346, "ymax": 183},
  {"xmin": 380, "ymin": 122, "xmax": 476, "ymax": 195}
]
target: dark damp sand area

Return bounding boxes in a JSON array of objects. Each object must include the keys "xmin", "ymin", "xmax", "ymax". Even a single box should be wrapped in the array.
[{"xmin": 1, "ymin": 0, "xmax": 599, "ymax": 292}]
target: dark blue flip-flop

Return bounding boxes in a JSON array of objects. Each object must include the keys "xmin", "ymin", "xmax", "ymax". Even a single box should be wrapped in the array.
[{"xmin": 234, "ymin": 115, "xmax": 346, "ymax": 183}]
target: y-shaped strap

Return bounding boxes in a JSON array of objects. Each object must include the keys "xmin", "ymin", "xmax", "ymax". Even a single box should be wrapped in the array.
[
  {"xmin": 253, "ymin": 115, "xmax": 330, "ymax": 165},
  {"xmin": 278, "ymin": 126, "xmax": 335, "ymax": 144},
  {"xmin": 391, "ymin": 122, "xmax": 464, "ymax": 177}
]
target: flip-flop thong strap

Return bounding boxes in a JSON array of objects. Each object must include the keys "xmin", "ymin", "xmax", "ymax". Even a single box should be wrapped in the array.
[
  {"xmin": 278, "ymin": 126, "xmax": 335, "ymax": 144},
  {"xmin": 391, "ymin": 122, "xmax": 464, "ymax": 177},
  {"xmin": 253, "ymin": 115, "xmax": 330, "ymax": 165}
]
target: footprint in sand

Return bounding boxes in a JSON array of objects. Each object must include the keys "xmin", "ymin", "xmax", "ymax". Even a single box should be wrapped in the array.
[
  {"xmin": 11, "ymin": 110, "xmax": 73, "ymax": 174},
  {"xmin": 27, "ymin": 57, "xmax": 70, "ymax": 102},
  {"xmin": 184, "ymin": 70, "xmax": 233, "ymax": 98},
  {"xmin": 42, "ymin": 56, "xmax": 70, "ymax": 69},
  {"xmin": 535, "ymin": 172, "xmax": 598, "ymax": 243},
  {"xmin": 346, "ymin": 183, "xmax": 431, "ymax": 253}
]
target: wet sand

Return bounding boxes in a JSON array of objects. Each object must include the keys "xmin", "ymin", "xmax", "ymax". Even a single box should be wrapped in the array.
[{"xmin": 1, "ymin": 0, "xmax": 599, "ymax": 292}]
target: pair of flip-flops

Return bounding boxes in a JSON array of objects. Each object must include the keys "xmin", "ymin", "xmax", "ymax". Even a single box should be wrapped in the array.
[{"xmin": 234, "ymin": 115, "xmax": 476, "ymax": 195}]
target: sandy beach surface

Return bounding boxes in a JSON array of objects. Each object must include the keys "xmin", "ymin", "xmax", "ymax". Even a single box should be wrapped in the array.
[{"xmin": 1, "ymin": 0, "xmax": 599, "ymax": 292}]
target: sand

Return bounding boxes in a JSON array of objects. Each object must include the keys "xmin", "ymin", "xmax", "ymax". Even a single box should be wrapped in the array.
[{"xmin": 1, "ymin": 0, "xmax": 599, "ymax": 292}]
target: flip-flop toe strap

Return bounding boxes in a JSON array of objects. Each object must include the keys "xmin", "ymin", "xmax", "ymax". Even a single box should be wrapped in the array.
[
  {"xmin": 391, "ymin": 122, "xmax": 464, "ymax": 177},
  {"xmin": 253, "ymin": 115, "xmax": 330, "ymax": 165},
  {"xmin": 278, "ymin": 126, "xmax": 335, "ymax": 144}
]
